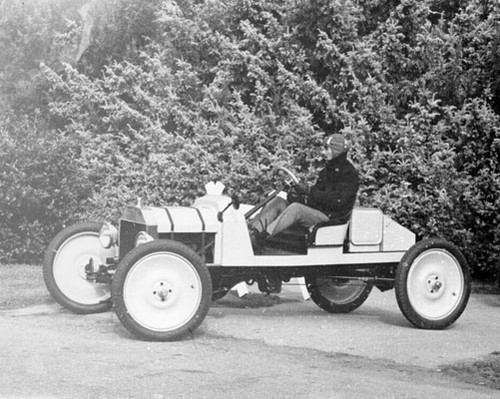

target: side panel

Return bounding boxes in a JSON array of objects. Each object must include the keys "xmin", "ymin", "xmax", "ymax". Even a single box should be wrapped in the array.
[
  {"xmin": 315, "ymin": 224, "xmax": 349, "ymax": 246},
  {"xmin": 381, "ymin": 216, "xmax": 416, "ymax": 251},
  {"xmin": 347, "ymin": 208, "xmax": 415, "ymax": 253},
  {"xmin": 348, "ymin": 208, "xmax": 383, "ymax": 252},
  {"xmin": 219, "ymin": 209, "xmax": 254, "ymax": 265},
  {"xmin": 248, "ymin": 249, "xmax": 406, "ymax": 267}
]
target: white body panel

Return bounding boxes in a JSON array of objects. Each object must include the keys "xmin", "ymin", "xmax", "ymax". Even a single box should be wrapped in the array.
[
  {"xmin": 381, "ymin": 216, "xmax": 416, "ymax": 251},
  {"xmin": 349, "ymin": 208, "xmax": 383, "ymax": 249},
  {"xmin": 315, "ymin": 223, "xmax": 349, "ymax": 246},
  {"xmin": 138, "ymin": 202, "xmax": 222, "ymax": 234},
  {"xmin": 127, "ymin": 193, "xmax": 415, "ymax": 268},
  {"xmin": 348, "ymin": 208, "xmax": 416, "ymax": 253},
  {"xmin": 199, "ymin": 198, "xmax": 411, "ymax": 267}
]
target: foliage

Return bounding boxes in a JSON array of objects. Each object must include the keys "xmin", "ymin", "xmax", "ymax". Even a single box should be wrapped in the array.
[
  {"xmin": 77, "ymin": 0, "xmax": 164, "ymax": 77},
  {"xmin": 43, "ymin": 0, "xmax": 326, "ymax": 218},
  {"xmin": 0, "ymin": 0, "xmax": 83, "ymax": 113},
  {"xmin": 336, "ymin": 0, "xmax": 500, "ymax": 279},
  {"xmin": 0, "ymin": 112, "xmax": 92, "ymax": 263},
  {"xmin": 0, "ymin": 0, "xmax": 499, "ymax": 280}
]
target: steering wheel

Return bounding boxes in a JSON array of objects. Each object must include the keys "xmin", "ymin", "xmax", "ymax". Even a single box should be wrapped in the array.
[
  {"xmin": 243, "ymin": 166, "xmax": 300, "ymax": 220},
  {"xmin": 277, "ymin": 166, "xmax": 300, "ymax": 189}
]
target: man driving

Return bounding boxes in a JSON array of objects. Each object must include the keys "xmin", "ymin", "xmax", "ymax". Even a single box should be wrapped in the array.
[{"xmin": 250, "ymin": 133, "xmax": 359, "ymax": 247}]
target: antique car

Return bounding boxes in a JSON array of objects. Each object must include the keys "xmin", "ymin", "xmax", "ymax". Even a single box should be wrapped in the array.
[{"xmin": 43, "ymin": 168, "xmax": 471, "ymax": 341}]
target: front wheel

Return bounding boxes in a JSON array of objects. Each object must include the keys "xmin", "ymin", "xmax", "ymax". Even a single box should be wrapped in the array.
[
  {"xmin": 306, "ymin": 276, "xmax": 373, "ymax": 313},
  {"xmin": 43, "ymin": 222, "xmax": 115, "ymax": 314},
  {"xmin": 395, "ymin": 238, "xmax": 471, "ymax": 330},
  {"xmin": 112, "ymin": 240, "xmax": 212, "ymax": 341}
]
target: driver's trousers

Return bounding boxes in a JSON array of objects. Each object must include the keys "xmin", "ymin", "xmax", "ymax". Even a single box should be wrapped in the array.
[{"xmin": 251, "ymin": 197, "xmax": 329, "ymax": 237}]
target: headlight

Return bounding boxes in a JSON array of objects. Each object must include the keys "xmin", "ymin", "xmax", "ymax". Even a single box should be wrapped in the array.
[
  {"xmin": 99, "ymin": 222, "xmax": 118, "ymax": 248},
  {"xmin": 135, "ymin": 231, "xmax": 154, "ymax": 247}
]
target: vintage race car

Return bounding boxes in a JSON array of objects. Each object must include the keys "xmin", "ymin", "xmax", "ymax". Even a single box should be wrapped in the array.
[{"xmin": 43, "ymin": 168, "xmax": 471, "ymax": 341}]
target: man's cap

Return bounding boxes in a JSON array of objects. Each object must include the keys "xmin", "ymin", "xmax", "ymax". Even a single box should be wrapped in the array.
[{"xmin": 325, "ymin": 134, "xmax": 347, "ymax": 157}]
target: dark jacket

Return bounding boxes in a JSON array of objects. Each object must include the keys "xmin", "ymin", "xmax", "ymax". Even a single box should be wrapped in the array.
[{"xmin": 308, "ymin": 153, "xmax": 359, "ymax": 221}]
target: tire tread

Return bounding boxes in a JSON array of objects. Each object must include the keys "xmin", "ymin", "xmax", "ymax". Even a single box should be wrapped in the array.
[
  {"xmin": 43, "ymin": 221, "xmax": 112, "ymax": 314},
  {"xmin": 395, "ymin": 238, "xmax": 471, "ymax": 329},
  {"xmin": 111, "ymin": 239, "xmax": 212, "ymax": 341}
]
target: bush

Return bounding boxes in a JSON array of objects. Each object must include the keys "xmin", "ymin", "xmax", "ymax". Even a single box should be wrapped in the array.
[
  {"xmin": 43, "ymin": 0, "xmax": 327, "ymax": 216},
  {"xmin": 334, "ymin": 0, "xmax": 500, "ymax": 279},
  {"xmin": 0, "ymin": 0, "xmax": 83, "ymax": 114},
  {"xmin": 0, "ymin": 112, "xmax": 92, "ymax": 263},
  {"xmin": 1, "ymin": 0, "xmax": 499, "ymax": 280}
]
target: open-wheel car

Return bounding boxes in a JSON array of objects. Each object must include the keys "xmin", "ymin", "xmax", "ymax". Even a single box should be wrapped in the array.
[{"xmin": 43, "ymin": 167, "xmax": 471, "ymax": 341}]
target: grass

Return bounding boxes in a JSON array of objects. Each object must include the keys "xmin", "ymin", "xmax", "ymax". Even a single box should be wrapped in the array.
[
  {"xmin": 440, "ymin": 352, "xmax": 500, "ymax": 390},
  {"xmin": 0, "ymin": 264, "xmax": 52, "ymax": 310},
  {"xmin": 471, "ymin": 280, "xmax": 500, "ymax": 295}
]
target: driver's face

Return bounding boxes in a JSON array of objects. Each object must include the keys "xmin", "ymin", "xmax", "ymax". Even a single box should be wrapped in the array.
[
  {"xmin": 324, "ymin": 146, "xmax": 334, "ymax": 161},
  {"xmin": 323, "ymin": 138, "xmax": 349, "ymax": 161}
]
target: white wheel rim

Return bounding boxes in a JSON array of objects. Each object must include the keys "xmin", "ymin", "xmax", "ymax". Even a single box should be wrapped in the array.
[
  {"xmin": 123, "ymin": 252, "xmax": 203, "ymax": 332},
  {"xmin": 318, "ymin": 278, "xmax": 367, "ymax": 304},
  {"xmin": 53, "ymin": 232, "xmax": 113, "ymax": 305},
  {"xmin": 407, "ymin": 249, "xmax": 464, "ymax": 320}
]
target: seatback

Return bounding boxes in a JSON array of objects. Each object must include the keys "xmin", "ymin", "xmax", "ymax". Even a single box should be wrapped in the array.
[
  {"xmin": 308, "ymin": 200, "xmax": 353, "ymax": 247},
  {"xmin": 313, "ymin": 222, "xmax": 350, "ymax": 246}
]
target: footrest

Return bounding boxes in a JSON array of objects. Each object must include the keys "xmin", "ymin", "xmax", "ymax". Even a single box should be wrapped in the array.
[{"xmin": 265, "ymin": 227, "xmax": 308, "ymax": 254}]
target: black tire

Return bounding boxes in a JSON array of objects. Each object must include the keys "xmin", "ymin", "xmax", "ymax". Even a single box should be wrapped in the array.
[
  {"xmin": 112, "ymin": 240, "xmax": 212, "ymax": 341},
  {"xmin": 43, "ymin": 222, "xmax": 113, "ymax": 314},
  {"xmin": 306, "ymin": 276, "xmax": 373, "ymax": 313},
  {"xmin": 395, "ymin": 238, "xmax": 471, "ymax": 330}
]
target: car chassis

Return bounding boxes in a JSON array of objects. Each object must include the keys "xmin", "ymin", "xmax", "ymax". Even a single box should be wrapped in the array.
[{"xmin": 44, "ymin": 168, "xmax": 471, "ymax": 341}]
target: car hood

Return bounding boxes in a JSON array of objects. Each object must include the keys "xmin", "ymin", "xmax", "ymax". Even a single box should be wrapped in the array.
[{"xmin": 121, "ymin": 205, "xmax": 220, "ymax": 234}]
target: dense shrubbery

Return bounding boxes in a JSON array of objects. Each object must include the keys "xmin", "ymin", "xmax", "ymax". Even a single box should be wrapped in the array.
[
  {"xmin": 0, "ymin": 112, "xmax": 92, "ymax": 262},
  {"xmin": 1, "ymin": 0, "xmax": 499, "ymax": 280}
]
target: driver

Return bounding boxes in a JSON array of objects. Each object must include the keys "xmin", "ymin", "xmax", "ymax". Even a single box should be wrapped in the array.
[{"xmin": 250, "ymin": 133, "xmax": 359, "ymax": 247}]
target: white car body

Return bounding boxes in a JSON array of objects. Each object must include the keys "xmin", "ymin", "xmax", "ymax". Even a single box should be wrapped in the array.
[{"xmin": 134, "ymin": 191, "xmax": 415, "ymax": 268}]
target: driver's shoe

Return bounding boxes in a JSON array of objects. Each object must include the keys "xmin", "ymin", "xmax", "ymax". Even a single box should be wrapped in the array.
[{"xmin": 249, "ymin": 228, "xmax": 269, "ymax": 254}]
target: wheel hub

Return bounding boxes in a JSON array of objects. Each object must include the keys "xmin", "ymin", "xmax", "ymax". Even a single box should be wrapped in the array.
[
  {"xmin": 152, "ymin": 281, "xmax": 172, "ymax": 303},
  {"xmin": 78, "ymin": 256, "xmax": 99, "ymax": 279},
  {"xmin": 425, "ymin": 274, "xmax": 445, "ymax": 296}
]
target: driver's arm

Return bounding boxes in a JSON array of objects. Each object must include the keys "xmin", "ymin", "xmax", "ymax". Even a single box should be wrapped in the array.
[
  {"xmin": 309, "ymin": 169, "xmax": 359, "ymax": 214},
  {"xmin": 309, "ymin": 181, "xmax": 357, "ymax": 213}
]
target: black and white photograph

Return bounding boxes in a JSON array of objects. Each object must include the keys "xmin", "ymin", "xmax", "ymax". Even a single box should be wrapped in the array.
[{"xmin": 0, "ymin": 0, "xmax": 499, "ymax": 397}]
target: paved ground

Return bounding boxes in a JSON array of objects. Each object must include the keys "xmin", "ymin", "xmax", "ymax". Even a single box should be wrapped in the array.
[
  {"xmin": 0, "ymin": 283, "xmax": 499, "ymax": 398},
  {"xmin": 212, "ymin": 284, "xmax": 500, "ymax": 368}
]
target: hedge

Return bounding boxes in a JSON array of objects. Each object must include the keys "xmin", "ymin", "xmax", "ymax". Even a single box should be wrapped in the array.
[{"xmin": 0, "ymin": 0, "xmax": 499, "ymax": 280}]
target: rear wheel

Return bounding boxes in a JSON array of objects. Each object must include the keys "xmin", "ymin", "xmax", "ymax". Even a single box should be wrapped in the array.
[
  {"xmin": 112, "ymin": 240, "xmax": 212, "ymax": 341},
  {"xmin": 306, "ymin": 276, "xmax": 373, "ymax": 313},
  {"xmin": 43, "ymin": 222, "xmax": 114, "ymax": 314},
  {"xmin": 395, "ymin": 238, "xmax": 471, "ymax": 329}
]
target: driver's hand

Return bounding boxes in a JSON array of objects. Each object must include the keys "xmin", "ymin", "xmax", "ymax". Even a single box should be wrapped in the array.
[
  {"xmin": 293, "ymin": 182, "xmax": 309, "ymax": 195},
  {"xmin": 287, "ymin": 182, "xmax": 309, "ymax": 204}
]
